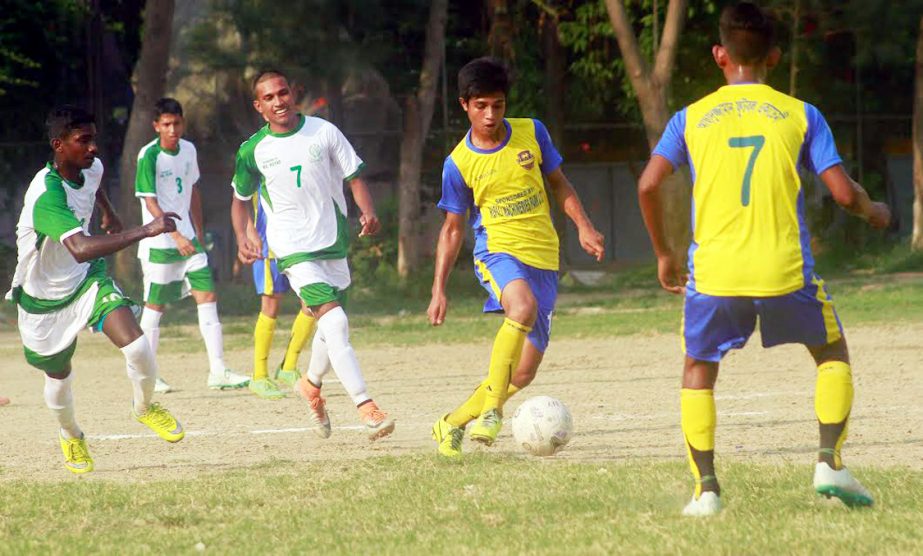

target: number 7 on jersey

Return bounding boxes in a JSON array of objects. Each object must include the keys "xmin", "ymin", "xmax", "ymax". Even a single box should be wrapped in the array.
[{"xmin": 728, "ymin": 135, "xmax": 765, "ymax": 207}]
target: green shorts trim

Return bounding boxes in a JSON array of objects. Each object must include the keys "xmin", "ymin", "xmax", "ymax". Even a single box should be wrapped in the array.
[
  {"xmin": 148, "ymin": 238, "xmax": 205, "ymax": 264},
  {"xmin": 145, "ymin": 266, "xmax": 215, "ymax": 305},
  {"xmin": 12, "ymin": 259, "xmax": 107, "ymax": 314},
  {"xmin": 298, "ymin": 283, "xmax": 348, "ymax": 308},
  {"xmin": 24, "ymin": 341, "xmax": 77, "ymax": 375}
]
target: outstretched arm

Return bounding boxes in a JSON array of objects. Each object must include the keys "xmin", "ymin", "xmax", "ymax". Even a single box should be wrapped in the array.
[
  {"xmin": 819, "ymin": 165, "xmax": 891, "ymax": 228},
  {"xmin": 347, "ymin": 177, "xmax": 380, "ymax": 237},
  {"xmin": 230, "ymin": 196, "xmax": 262, "ymax": 264},
  {"xmin": 638, "ymin": 155, "xmax": 686, "ymax": 294},
  {"xmin": 62, "ymin": 213, "xmax": 179, "ymax": 263},
  {"xmin": 546, "ymin": 168, "xmax": 605, "ymax": 262},
  {"xmin": 427, "ymin": 211, "xmax": 467, "ymax": 326}
]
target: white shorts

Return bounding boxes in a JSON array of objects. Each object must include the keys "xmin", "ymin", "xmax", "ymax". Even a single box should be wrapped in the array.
[
  {"xmin": 283, "ymin": 258, "xmax": 351, "ymax": 306},
  {"xmin": 141, "ymin": 252, "xmax": 212, "ymax": 305}
]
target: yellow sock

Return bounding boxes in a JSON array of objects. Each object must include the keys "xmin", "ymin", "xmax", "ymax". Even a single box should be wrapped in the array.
[
  {"xmin": 447, "ymin": 382, "xmax": 521, "ymax": 428},
  {"xmin": 482, "ymin": 318, "xmax": 530, "ymax": 413},
  {"xmin": 815, "ymin": 361, "xmax": 853, "ymax": 469},
  {"xmin": 681, "ymin": 388, "xmax": 716, "ymax": 497},
  {"xmin": 282, "ymin": 311, "xmax": 315, "ymax": 371},
  {"xmin": 253, "ymin": 313, "xmax": 276, "ymax": 380}
]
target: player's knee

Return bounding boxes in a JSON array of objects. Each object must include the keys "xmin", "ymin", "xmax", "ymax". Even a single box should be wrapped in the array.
[
  {"xmin": 506, "ymin": 297, "xmax": 537, "ymax": 326},
  {"xmin": 682, "ymin": 358, "xmax": 718, "ymax": 389}
]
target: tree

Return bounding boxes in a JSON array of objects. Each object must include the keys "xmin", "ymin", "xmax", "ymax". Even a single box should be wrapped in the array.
[
  {"xmin": 603, "ymin": 0, "xmax": 689, "ymax": 253},
  {"xmin": 397, "ymin": 0, "xmax": 448, "ymax": 277},
  {"xmin": 113, "ymin": 0, "xmax": 175, "ymax": 282},
  {"xmin": 913, "ymin": 14, "xmax": 923, "ymax": 251}
]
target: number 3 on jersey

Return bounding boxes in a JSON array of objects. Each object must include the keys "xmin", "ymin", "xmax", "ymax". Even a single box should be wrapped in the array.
[
  {"xmin": 728, "ymin": 135, "xmax": 764, "ymax": 207},
  {"xmin": 175, "ymin": 177, "xmax": 183, "ymax": 194}
]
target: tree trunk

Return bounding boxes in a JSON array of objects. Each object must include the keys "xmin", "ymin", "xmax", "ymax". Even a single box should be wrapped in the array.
[
  {"xmin": 397, "ymin": 0, "xmax": 448, "ymax": 277},
  {"xmin": 604, "ymin": 0, "xmax": 690, "ymax": 256},
  {"xmin": 789, "ymin": 0, "xmax": 800, "ymax": 96},
  {"xmin": 488, "ymin": 0, "xmax": 515, "ymax": 61},
  {"xmin": 113, "ymin": 0, "xmax": 175, "ymax": 283},
  {"xmin": 913, "ymin": 15, "xmax": 923, "ymax": 250},
  {"xmin": 542, "ymin": 13, "xmax": 566, "ymax": 147}
]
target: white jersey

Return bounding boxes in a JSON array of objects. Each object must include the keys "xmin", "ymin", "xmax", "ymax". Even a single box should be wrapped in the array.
[
  {"xmin": 7, "ymin": 159, "xmax": 102, "ymax": 304},
  {"xmin": 135, "ymin": 137, "xmax": 201, "ymax": 259},
  {"xmin": 231, "ymin": 115, "xmax": 363, "ymax": 270}
]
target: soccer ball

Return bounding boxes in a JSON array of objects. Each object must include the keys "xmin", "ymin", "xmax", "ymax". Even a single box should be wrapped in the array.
[{"xmin": 511, "ymin": 396, "xmax": 573, "ymax": 457}]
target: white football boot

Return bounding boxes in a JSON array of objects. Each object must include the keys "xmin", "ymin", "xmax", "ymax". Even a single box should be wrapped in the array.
[
  {"xmin": 207, "ymin": 369, "xmax": 250, "ymax": 390},
  {"xmin": 154, "ymin": 377, "xmax": 172, "ymax": 394},
  {"xmin": 813, "ymin": 462, "xmax": 874, "ymax": 507},
  {"xmin": 682, "ymin": 491, "xmax": 722, "ymax": 517}
]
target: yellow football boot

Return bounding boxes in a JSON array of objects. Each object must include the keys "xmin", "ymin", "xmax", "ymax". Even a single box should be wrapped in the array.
[
  {"xmin": 431, "ymin": 415, "xmax": 464, "ymax": 458},
  {"xmin": 59, "ymin": 432, "xmax": 94, "ymax": 474},
  {"xmin": 469, "ymin": 408, "xmax": 502, "ymax": 446},
  {"xmin": 133, "ymin": 402, "xmax": 185, "ymax": 443}
]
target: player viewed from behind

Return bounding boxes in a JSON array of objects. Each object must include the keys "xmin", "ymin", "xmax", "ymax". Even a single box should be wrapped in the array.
[
  {"xmin": 230, "ymin": 70, "xmax": 395, "ymax": 440},
  {"xmin": 637, "ymin": 2, "xmax": 891, "ymax": 516},
  {"xmin": 428, "ymin": 57, "xmax": 605, "ymax": 458},
  {"xmin": 6, "ymin": 105, "xmax": 186, "ymax": 474},
  {"xmin": 247, "ymin": 195, "xmax": 316, "ymax": 400},
  {"xmin": 135, "ymin": 97, "xmax": 250, "ymax": 393}
]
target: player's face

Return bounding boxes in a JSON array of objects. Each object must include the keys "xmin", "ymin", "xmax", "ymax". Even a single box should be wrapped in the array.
[
  {"xmin": 460, "ymin": 93, "xmax": 506, "ymax": 139},
  {"xmin": 153, "ymin": 113, "xmax": 184, "ymax": 151},
  {"xmin": 52, "ymin": 124, "xmax": 97, "ymax": 170},
  {"xmin": 253, "ymin": 76, "xmax": 298, "ymax": 131}
]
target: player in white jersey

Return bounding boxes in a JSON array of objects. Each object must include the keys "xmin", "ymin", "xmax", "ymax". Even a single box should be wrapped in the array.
[
  {"xmin": 135, "ymin": 98, "xmax": 249, "ymax": 393},
  {"xmin": 6, "ymin": 105, "xmax": 185, "ymax": 473},
  {"xmin": 230, "ymin": 70, "xmax": 395, "ymax": 440}
]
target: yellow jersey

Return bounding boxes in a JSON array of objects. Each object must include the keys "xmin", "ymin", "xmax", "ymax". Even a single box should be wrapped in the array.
[
  {"xmin": 439, "ymin": 118, "xmax": 563, "ymax": 271},
  {"xmin": 653, "ymin": 83, "xmax": 842, "ymax": 296}
]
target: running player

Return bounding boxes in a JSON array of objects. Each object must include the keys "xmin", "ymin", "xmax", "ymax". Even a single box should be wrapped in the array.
[
  {"xmin": 230, "ymin": 70, "xmax": 394, "ymax": 440},
  {"xmin": 637, "ymin": 2, "xmax": 891, "ymax": 516},
  {"xmin": 6, "ymin": 105, "xmax": 185, "ymax": 473},
  {"xmin": 248, "ymin": 196, "xmax": 317, "ymax": 400},
  {"xmin": 428, "ymin": 57, "xmax": 605, "ymax": 458},
  {"xmin": 135, "ymin": 97, "xmax": 249, "ymax": 393}
]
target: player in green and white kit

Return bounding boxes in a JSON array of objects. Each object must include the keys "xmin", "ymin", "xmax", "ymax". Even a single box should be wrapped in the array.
[
  {"xmin": 6, "ymin": 105, "xmax": 185, "ymax": 474},
  {"xmin": 135, "ymin": 98, "xmax": 249, "ymax": 393},
  {"xmin": 230, "ymin": 70, "xmax": 395, "ymax": 440}
]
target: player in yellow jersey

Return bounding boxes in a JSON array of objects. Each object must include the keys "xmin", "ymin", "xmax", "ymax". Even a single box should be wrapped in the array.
[
  {"xmin": 428, "ymin": 57, "xmax": 605, "ymax": 457},
  {"xmin": 638, "ymin": 2, "xmax": 891, "ymax": 516}
]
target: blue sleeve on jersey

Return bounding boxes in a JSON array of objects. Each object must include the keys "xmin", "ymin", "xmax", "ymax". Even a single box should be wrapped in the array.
[
  {"xmin": 651, "ymin": 109, "xmax": 688, "ymax": 169},
  {"xmin": 533, "ymin": 119, "xmax": 563, "ymax": 174},
  {"xmin": 802, "ymin": 104, "xmax": 842, "ymax": 175},
  {"xmin": 437, "ymin": 157, "xmax": 473, "ymax": 215}
]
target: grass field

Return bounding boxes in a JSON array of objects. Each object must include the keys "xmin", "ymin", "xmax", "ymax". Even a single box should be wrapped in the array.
[{"xmin": 1, "ymin": 262, "xmax": 922, "ymax": 555}]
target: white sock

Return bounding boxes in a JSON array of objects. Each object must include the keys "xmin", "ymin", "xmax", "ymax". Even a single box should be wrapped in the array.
[
  {"xmin": 197, "ymin": 302, "xmax": 226, "ymax": 375},
  {"xmin": 44, "ymin": 372, "xmax": 82, "ymax": 439},
  {"xmin": 122, "ymin": 335, "xmax": 157, "ymax": 414},
  {"xmin": 305, "ymin": 331, "xmax": 332, "ymax": 387},
  {"xmin": 315, "ymin": 307, "xmax": 370, "ymax": 406},
  {"xmin": 139, "ymin": 307, "xmax": 162, "ymax": 356}
]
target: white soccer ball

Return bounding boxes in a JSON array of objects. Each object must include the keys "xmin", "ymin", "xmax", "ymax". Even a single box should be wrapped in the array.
[{"xmin": 511, "ymin": 396, "xmax": 573, "ymax": 457}]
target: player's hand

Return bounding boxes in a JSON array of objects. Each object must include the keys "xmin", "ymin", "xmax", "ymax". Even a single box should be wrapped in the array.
[
  {"xmin": 866, "ymin": 202, "xmax": 891, "ymax": 230},
  {"xmin": 236, "ymin": 233, "xmax": 262, "ymax": 265},
  {"xmin": 578, "ymin": 224, "xmax": 605, "ymax": 262},
  {"xmin": 144, "ymin": 212, "xmax": 180, "ymax": 237},
  {"xmin": 173, "ymin": 233, "xmax": 197, "ymax": 256},
  {"xmin": 100, "ymin": 210, "xmax": 123, "ymax": 234},
  {"xmin": 359, "ymin": 212, "xmax": 380, "ymax": 237},
  {"xmin": 427, "ymin": 291, "xmax": 448, "ymax": 326},
  {"xmin": 657, "ymin": 251, "xmax": 686, "ymax": 295}
]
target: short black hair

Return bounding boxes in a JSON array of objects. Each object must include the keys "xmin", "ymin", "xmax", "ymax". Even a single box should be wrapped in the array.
[
  {"xmin": 457, "ymin": 57, "xmax": 510, "ymax": 101},
  {"xmin": 719, "ymin": 2, "xmax": 776, "ymax": 65},
  {"xmin": 252, "ymin": 69, "xmax": 289, "ymax": 97},
  {"xmin": 45, "ymin": 105, "xmax": 95, "ymax": 142},
  {"xmin": 154, "ymin": 97, "xmax": 183, "ymax": 119}
]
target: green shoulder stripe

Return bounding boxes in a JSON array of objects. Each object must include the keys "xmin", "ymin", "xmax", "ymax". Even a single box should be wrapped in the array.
[
  {"xmin": 34, "ymin": 170, "xmax": 83, "ymax": 242},
  {"xmin": 135, "ymin": 140, "xmax": 161, "ymax": 196},
  {"xmin": 232, "ymin": 127, "xmax": 269, "ymax": 199}
]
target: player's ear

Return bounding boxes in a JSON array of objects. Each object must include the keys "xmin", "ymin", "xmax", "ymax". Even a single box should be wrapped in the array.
[
  {"xmin": 50, "ymin": 137, "xmax": 63, "ymax": 152},
  {"xmin": 765, "ymin": 46, "xmax": 782, "ymax": 70},
  {"xmin": 712, "ymin": 45, "xmax": 727, "ymax": 68},
  {"xmin": 458, "ymin": 97, "xmax": 468, "ymax": 111},
  {"xmin": 252, "ymin": 99, "xmax": 261, "ymax": 114}
]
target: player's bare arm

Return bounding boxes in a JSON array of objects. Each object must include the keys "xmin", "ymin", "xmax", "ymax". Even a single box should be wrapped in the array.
[
  {"xmin": 638, "ymin": 155, "xmax": 686, "ymax": 294},
  {"xmin": 190, "ymin": 186, "xmax": 206, "ymax": 245},
  {"xmin": 819, "ymin": 165, "xmax": 891, "ymax": 229},
  {"xmin": 348, "ymin": 177, "xmax": 380, "ymax": 237},
  {"xmin": 62, "ymin": 212, "xmax": 179, "ymax": 263},
  {"xmin": 143, "ymin": 195, "xmax": 196, "ymax": 256},
  {"xmin": 546, "ymin": 168, "xmax": 605, "ymax": 262},
  {"xmin": 230, "ymin": 196, "xmax": 262, "ymax": 264},
  {"xmin": 94, "ymin": 187, "xmax": 123, "ymax": 234},
  {"xmin": 427, "ymin": 211, "xmax": 466, "ymax": 326}
]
